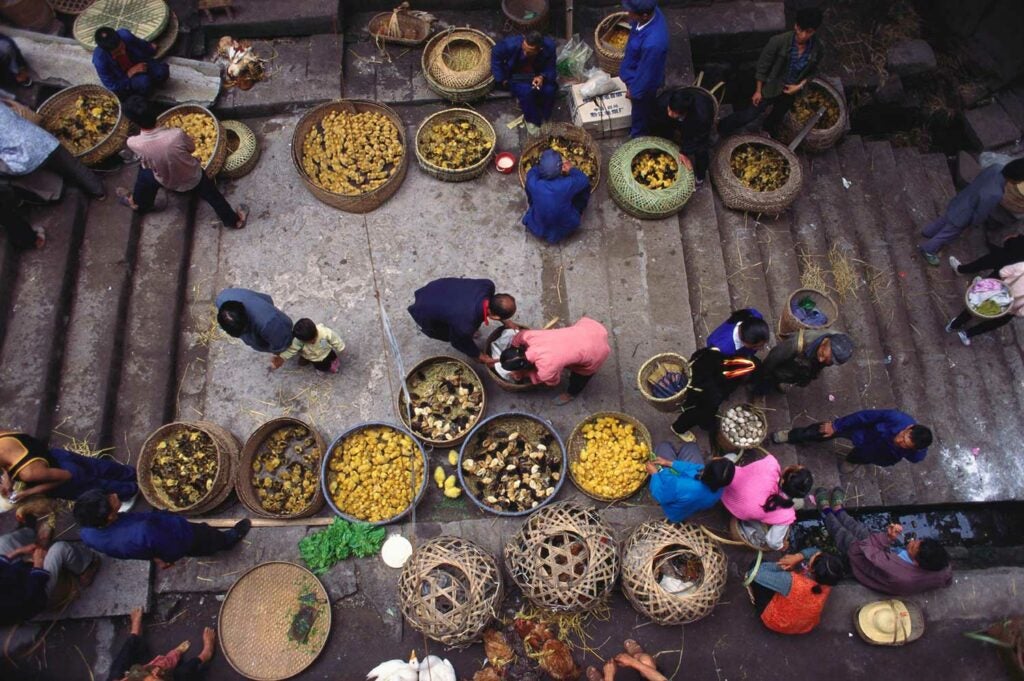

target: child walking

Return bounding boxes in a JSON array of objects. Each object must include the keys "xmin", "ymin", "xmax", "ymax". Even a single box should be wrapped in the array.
[{"xmin": 271, "ymin": 318, "xmax": 345, "ymax": 373}]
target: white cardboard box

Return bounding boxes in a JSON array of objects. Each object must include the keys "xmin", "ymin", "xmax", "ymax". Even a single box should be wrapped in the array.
[{"xmin": 569, "ymin": 77, "xmax": 632, "ymax": 139}]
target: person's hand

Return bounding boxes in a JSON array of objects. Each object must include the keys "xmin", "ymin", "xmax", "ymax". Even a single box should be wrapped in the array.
[
  {"xmin": 886, "ymin": 523, "xmax": 903, "ymax": 541},
  {"xmin": 644, "ymin": 461, "xmax": 658, "ymax": 475},
  {"xmin": 819, "ymin": 421, "xmax": 836, "ymax": 437},
  {"xmin": 782, "ymin": 83, "xmax": 801, "ymax": 95},
  {"xmin": 561, "ymin": 159, "xmax": 573, "ymax": 174},
  {"xmin": 478, "ymin": 353, "xmax": 498, "ymax": 366},
  {"xmin": 532, "ymin": 75, "xmax": 544, "ymax": 89},
  {"xmin": 153, "ymin": 557, "xmax": 174, "ymax": 570},
  {"xmin": 751, "ymin": 90, "xmax": 763, "ymax": 106},
  {"xmin": 625, "ymin": 88, "xmax": 633, "ymax": 100},
  {"xmin": 31, "ymin": 546, "xmax": 46, "ymax": 568},
  {"xmin": 655, "ymin": 456, "xmax": 674, "ymax": 467},
  {"xmin": 678, "ymin": 154, "xmax": 693, "ymax": 171},
  {"xmin": 270, "ymin": 355, "xmax": 284, "ymax": 370},
  {"xmin": 127, "ymin": 63, "xmax": 148, "ymax": 77},
  {"xmin": 777, "ymin": 553, "xmax": 804, "ymax": 571},
  {"xmin": 8, "ymin": 543, "xmax": 37, "ymax": 559}
]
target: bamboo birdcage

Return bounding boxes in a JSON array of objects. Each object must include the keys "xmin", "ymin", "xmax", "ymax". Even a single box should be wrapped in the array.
[
  {"xmin": 422, "ymin": 27, "xmax": 495, "ymax": 102},
  {"xmin": 608, "ymin": 136, "xmax": 695, "ymax": 219}
]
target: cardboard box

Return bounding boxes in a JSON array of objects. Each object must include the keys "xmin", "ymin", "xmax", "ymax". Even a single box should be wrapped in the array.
[{"xmin": 569, "ymin": 77, "xmax": 632, "ymax": 139}]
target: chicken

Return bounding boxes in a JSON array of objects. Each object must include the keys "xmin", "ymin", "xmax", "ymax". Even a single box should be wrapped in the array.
[
  {"xmin": 512, "ymin": 619, "xmax": 553, "ymax": 651},
  {"xmin": 482, "ymin": 629, "xmax": 515, "ymax": 670},
  {"xmin": 471, "ymin": 669, "xmax": 503, "ymax": 681},
  {"xmin": 368, "ymin": 652, "xmax": 420, "ymax": 681},
  {"xmin": 536, "ymin": 639, "xmax": 579, "ymax": 681},
  {"xmin": 418, "ymin": 655, "xmax": 456, "ymax": 681}
]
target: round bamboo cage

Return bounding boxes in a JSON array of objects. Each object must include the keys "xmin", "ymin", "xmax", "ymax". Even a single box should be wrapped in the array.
[
  {"xmin": 36, "ymin": 84, "xmax": 130, "ymax": 166},
  {"xmin": 483, "ymin": 326, "xmax": 536, "ymax": 392},
  {"xmin": 157, "ymin": 104, "xmax": 227, "ymax": 176},
  {"xmin": 608, "ymin": 136, "xmax": 695, "ymax": 219},
  {"xmin": 502, "ymin": 0, "xmax": 549, "ymax": 31},
  {"xmin": 220, "ymin": 119, "xmax": 260, "ymax": 179},
  {"xmin": 398, "ymin": 536, "xmax": 504, "ymax": 646},
  {"xmin": 518, "ymin": 122, "xmax": 602, "ymax": 193},
  {"xmin": 777, "ymin": 287, "xmax": 837, "ymax": 337},
  {"xmin": 422, "ymin": 28, "xmax": 495, "ymax": 102},
  {"xmin": 414, "ymin": 108, "xmax": 496, "ymax": 182},
  {"xmin": 368, "ymin": 9, "xmax": 432, "ymax": 46},
  {"xmin": 636, "ymin": 352, "xmax": 691, "ymax": 413},
  {"xmin": 396, "ymin": 355, "xmax": 487, "ymax": 448},
  {"xmin": 235, "ymin": 417, "xmax": 326, "ymax": 519},
  {"xmin": 566, "ymin": 412, "xmax": 652, "ymax": 502},
  {"xmin": 778, "ymin": 78, "xmax": 848, "ymax": 153},
  {"xmin": 711, "ymin": 134, "xmax": 803, "ymax": 215},
  {"xmin": 138, "ymin": 420, "xmax": 238, "ymax": 516},
  {"xmin": 594, "ymin": 12, "xmax": 629, "ymax": 76},
  {"xmin": 504, "ymin": 501, "xmax": 620, "ymax": 612},
  {"xmin": 621, "ymin": 521, "xmax": 728, "ymax": 625},
  {"xmin": 715, "ymin": 404, "xmax": 768, "ymax": 453}
]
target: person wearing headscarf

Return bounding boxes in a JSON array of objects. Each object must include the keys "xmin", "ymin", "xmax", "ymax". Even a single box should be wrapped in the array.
[
  {"xmin": 491, "ymin": 31, "xmax": 558, "ymax": 134},
  {"xmin": 671, "ymin": 347, "xmax": 759, "ymax": 439},
  {"xmin": 755, "ymin": 329, "xmax": 853, "ymax": 394},
  {"xmin": 522, "ymin": 149, "xmax": 591, "ymax": 244},
  {"xmin": 619, "ymin": 0, "xmax": 670, "ymax": 137},
  {"xmin": 92, "ymin": 26, "xmax": 169, "ymax": 99}
]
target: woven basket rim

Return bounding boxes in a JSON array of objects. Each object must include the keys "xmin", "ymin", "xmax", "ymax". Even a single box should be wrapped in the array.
[
  {"xmin": 636, "ymin": 352, "xmax": 691, "ymax": 403},
  {"xmin": 717, "ymin": 404, "xmax": 768, "ymax": 451},
  {"xmin": 518, "ymin": 122, "xmax": 602, "ymax": 193},
  {"xmin": 137, "ymin": 421, "xmax": 235, "ymax": 514},
  {"xmin": 609, "ymin": 136, "xmax": 695, "ymax": 219},
  {"xmin": 152, "ymin": 9, "xmax": 179, "ymax": 59},
  {"xmin": 220, "ymin": 119, "xmax": 259, "ymax": 177},
  {"xmin": 422, "ymin": 28, "xmax": 495, "ymax": 91},
  {"xmin": 786, "ymin": 287, "xmax": 838, "ymax": 324},
  {"xmin": 414, "ymin": 108, "xmax": 497, "ymax": 177},
  {"xmin": 723, "ymin": 136, "xmax": 800, "ymax": 199},
  {"xmin": 48, "ymin": 0, "xmax": 97, "ymax": 15},
  {"xmin": 36, "ymin": 84, "xmax": 125, "ymax": 162},
  {"xmin": 595, "ymin": 12, "xmax": 630, "ymax": 58},
  {"xmin": 567, "ymin": 411, "xmax": 652, "ymax": 502},
  {"xmin": 712, "ymin": 133, "xmax": 804, "ymax": 214},
  {"xmin": 781, "ymin": 77, "xmax": 848, "ymax": 147},
  {"xmin": 236, "ymin": 417, "xmax": 326, "ymax": 519},
  {"xmin": 396, "ymin": 354, "xmax": 488, "ymax": 447},
  {"xmin": 157, "ymin": 103, "xmax": 223, "ymax": 171},
  {"xmin": 73, "ymin": 0, "xmax": 169, "ymax": 48}
]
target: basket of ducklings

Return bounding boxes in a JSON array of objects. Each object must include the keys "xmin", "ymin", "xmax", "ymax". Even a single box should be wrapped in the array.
[
  {"xmin": 519, "ymin": 122, "xmax": 601, "ymax": 192},
  {"xmin": 609, "ymin": 136, "xmax": 695, "ymax": 219},
  {"xmin": 415, "ymin": 108, "xmax": 496, "ymax": 182},
  {"xmin": 156, "ymin": 104, "xmax": 227, "ymax": 176},
  {"xmin": 236, "ymin": 418, "xmax": 326, "ymax": 519},
  {"xmin": 711, "ymin": 134, "xmax": 803, "ymax": 215},
  {"xmin": 322, "ymin": 422, "xmax": 427, "ymax": 525},
  {"xmin": 398, "ymin": 356, "xmax": 487, "ymax": 448},
  {"xmin": 293, "ymin": 100, "xmax": 408, "ymax": 213},
  {"xmin": 36, "ymin": 84, "xmax": 129, "ymax": 166},
  {"xmin": 594, "ymin": 12, "xmax": 630, "ymax": 76},
  {"xmin": 138, "ymin": 421, "xmax": 239, "ymax": 516},
  {"xmin": 778, "ymin": 78, "xmax": 848, "ymax": 153},
  {"xmin": 567, "ymin": 412, "xmax": 652, "ymax": 502}
]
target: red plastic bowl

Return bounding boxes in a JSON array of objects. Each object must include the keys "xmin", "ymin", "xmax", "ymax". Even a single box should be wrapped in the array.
[{"xmin": 495, "ymin": 152, "xmax": 517, "ymax": 174}]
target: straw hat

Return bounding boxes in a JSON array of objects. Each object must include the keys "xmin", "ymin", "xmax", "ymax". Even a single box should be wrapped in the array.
[{"xmin": 855, "ymin": 599, "xmax": 925, "ymax": 646}]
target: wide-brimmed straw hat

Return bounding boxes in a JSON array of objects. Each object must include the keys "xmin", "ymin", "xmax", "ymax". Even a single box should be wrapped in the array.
[{"xmin": 855, "ymin": 599, "xmax": 925, "ymax": 646}]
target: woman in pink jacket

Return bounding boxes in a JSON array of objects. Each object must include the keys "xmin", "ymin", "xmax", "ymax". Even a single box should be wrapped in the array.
[
  {"xmin": 946, "ymin": 261, "xmax": 1024, "ymax": 345},
  {"xmin": 721, "ymin": 453, "xmax": 814, "ymax": 550},
  {"xmin": 500, "ymin": 317, "xmax": 611, "ymax": 404}
]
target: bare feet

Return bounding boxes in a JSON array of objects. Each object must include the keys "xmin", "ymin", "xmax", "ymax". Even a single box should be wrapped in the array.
[
  {"xmin": 552, "ymin": 392, "xmax": 574, "ymax": 406},
  {"xmin": 199, "ymin": 626, "xmax": 217, "ymax": 664},
  {"xmin": 230, "ymin": 203, "xmax": 250, "ymax": 230},
  {"xmin": 585, "ymin": 666, "xmax": 602, "ymax": 681},
  {"xmin": 129, "ymin": 607, "xmax": 143, "ymax": 636},
  {"xmin": 623, "ymin": 639, "xmax": 643, "ymax": 656},
  {"xmin": 175, "ymin": 640, "xmax": 191, "ymax": 654}
]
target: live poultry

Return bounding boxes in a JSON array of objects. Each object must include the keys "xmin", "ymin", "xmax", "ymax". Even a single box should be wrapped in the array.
[
  {"xmin": 367, "ymin": 651, "xmax": 420, "ymax": 681},
  {"xmin": 482, "ymin": 629, "xmax": 515, "ymax": 670},
  {"xmin": 512, "ymin": 619, "xmax": 580, "ymax": 681},
  {"xmin": 418, "ymin": 655, "xmax": 456, "ymax": 681}
]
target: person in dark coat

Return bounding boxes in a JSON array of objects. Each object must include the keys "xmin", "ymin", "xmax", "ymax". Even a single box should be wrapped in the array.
[
  {"xmin": 949, "ymin": 232, "xmax": 1024, "ymax": 278},
  {"xmin": 215, "ymin": 287, "xmax": 293, "ymax": 354},
  {"xmin": 522, "ymin": 149, "xmax": 591, "ymax": 244},
  {"xmin": 92, "ymin": 26, "xmax": 169, "ymax": 99},
  {"xmin": 706, "ymin": 308, "xmax": 769, "ymax": 358},
  {"xmin": 671, "ymin": 348, "xmax": 759, "ymax": 439},
  {"xmin": 408, "ymin": 278, "xmax": 517, "ymax": 364},
  {"xmin": 491, "ymin": 32, "xmax": 558, "ymax": 133},
  {"xmin": 0, "ymin": 527, "xmax": 98, "ymax": 625},
  {"xmin": 754, "ymin": 329, "xmax": 854, "ymax": 394},
  {"xmin": 649, "ymin": 88, "xmax": 716, "ymax": 184},
  {"xmin": 772, "ymin": 409, "xmax": 932, "ymax": 467},
  {"xmin": 0, "ymin": 33, "xmax": 30, "ymax": 93},
  {"xmin": 619, "ymin": 0, "xmax": 670, "ymax": 138}
]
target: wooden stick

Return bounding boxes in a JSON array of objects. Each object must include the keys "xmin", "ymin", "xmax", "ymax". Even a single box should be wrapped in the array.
[
  {"xmin": 200, "ymin": 516, "xmax": 336, "ymax": 528},
  {"xmin": 542, "ymin": 317, "xmax": 560, "ymax": 329}
]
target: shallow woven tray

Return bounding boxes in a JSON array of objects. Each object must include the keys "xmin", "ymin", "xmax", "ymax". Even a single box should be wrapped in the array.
[
  {"xmin": 138, "ymin": 420, "xmax": 238, "ymax": 516},
  {"xmin": 415, "ymin": 108, "xmax": 496, "ymax": 182},
  {"xmin": 778, "ymin": 78, "xmax": 848, "ymax": 153},
  {"xmin": 48, "ymin": 0, "xmax": 96, "ymax": 14},
  {"xmin": 594, "ymin": 12, "xmax": 629, "ymax": 76},
  {"xmin": 369, "ymin": 10, "xmax": 432, "ymax": 46},
  {"xmin": 157, "ymin": 104, "xmax": 227, "ymax": 176},
  {"xmin": 73, "ymin": 0, "xmax": 169, "ymax": 49},
  {"xmin": 483, "ymin": 326, "xmax": 536, "ymax": 392},
  {"xmin": 291, "ymin": 99, "xmax": 409, "ymax": 213},
  {"xmin": 236, "ymin": 417, "xmax": 326, "ymax": 519},
  {"xmin": 567, "ymin": 411, "xmax": 652, "ymax": 502},
  {"xmin": 220, "ymin": 119, "xmax": 260, "ymax": 179},
  {"xmin": 36, "ymin": 84, "xmax": 130, "ymax": 167},
  {"xmin": 219, "ymin": 562, "xmax": 330, "ymax": 681},
  {"xmin": 152, "ymin": 9, "xmax": 178, "ymax": 59},
  {"xmin": 711, "ymin": 134, "xmax": 803, "ymax": 215},
  {"xmin": 518, "ymin": 122, "xmax": 602, "ymax": 193},
  {"xmin": 636, "ymin": 352, "xmax": 691, "ymax": 413},
  {"xmin": 397, "ymin": 355, "xmax": 487, "ymax": 448},
  {"xmin": 609, "ymin": 136, "xmax": 695, "ymax": 219},
  {"xmin": 778, "ymin": 287, "xmax": 837, "ymax": 337},
  {"xmin": 422, "ymin": 28, "xmax": 495, "ymax": 102}
]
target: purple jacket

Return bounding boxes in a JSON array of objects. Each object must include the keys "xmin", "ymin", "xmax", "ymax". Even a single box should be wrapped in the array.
[{"xmin": 849, "ymin": 532, "xmax": 952, "ymax": 596}]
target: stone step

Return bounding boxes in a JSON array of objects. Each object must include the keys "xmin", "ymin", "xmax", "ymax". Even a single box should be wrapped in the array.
[
  {"xmin": 676, "ymin": 188, "xmax": 729, "ymax": 347},
  {"xmin": 681, "ymin": 0, "xmax": 786, "ymax": 64},
  {"xmin": 199, "ymin": 0, "xmax": 340, "ymax": 42},
  {"xmin": 0, "ymin": 226, "xmax": 19, "ymax": 354}
]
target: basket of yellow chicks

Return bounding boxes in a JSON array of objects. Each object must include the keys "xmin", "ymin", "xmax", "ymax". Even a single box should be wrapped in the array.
[
  {"xmin": 594, "ymin": 11, "xmax": 630, "ymax": 76},
  {"xmin": 415, "ymin": 108, "xmax": 496, "ymax": 182},
  {"xmin": 322, "ymin": 422, "xmax": 427, "ymax": 525},
  {"xmin": 157, "ymin": 104, "xmax": 227, "ymax": 176},
  {"xmin": 37, "ymin": 84, "xmax": 130, "ymax": 166},
  {"xmin": 568, "ymin": 412, "xmax": 653, "ymax": 502},
  {"xmin": 608, "ymin": 136, "xmax": 696, "ymax": 219},
  {"xmin": 711, "ymin": 134, "xmax": 803, "ymax": 215},
  {"xmin": 236, "ymin": 417, "xmax": 327, "ymax": 519}
]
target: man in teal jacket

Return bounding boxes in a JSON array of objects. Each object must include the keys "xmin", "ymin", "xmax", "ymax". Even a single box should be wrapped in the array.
[{"xmin": 719, "ymin": 8, "xmax": 824, "ymax": 137}]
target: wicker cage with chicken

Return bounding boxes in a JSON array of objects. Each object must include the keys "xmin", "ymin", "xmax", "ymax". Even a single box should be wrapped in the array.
[
  {"xmin": 503, "ymin": 502, "xmax": 619, "ymax": 613},
  {"xmin": 398, "ymin": 536, "xmax": 504, "ymax": 646}
]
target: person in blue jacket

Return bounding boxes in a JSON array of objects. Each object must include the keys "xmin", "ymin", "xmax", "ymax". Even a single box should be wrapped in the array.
[
  {"xmin": 646, "ymin": 441, "xmax": 735, "ymax": 522},
  {"xmin": 619, "ymin": 0, "xmax": 670, "ymax": 138},
  {"xmin": 522, "ymin": 149, "xmax": 591, "ymax": 244},
  {"xmin": 408, "ymin": 278, "xmax": 517, "ymax": 364},
  {"xmin": 215, "ymin": 287, "xmax": 293, "ymax": 354},
  {"xmin": 491, "ymin": 31, "xmax": 558, "ymax": 134},
  {"xmin": 772, "ymin": 409, "xmax": 932, "ymax": 467},
  {"xmin": 92, "ymin": 26, "xmax": 169, "ymax": 99},
  {"xmin": 706, "ymin": 308, "xmax": 769, "ymax": 358}
]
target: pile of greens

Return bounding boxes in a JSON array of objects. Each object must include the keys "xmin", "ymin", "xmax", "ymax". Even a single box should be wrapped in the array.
[{"xmin": 299, "ymin": 518, "xmax": 386, "ymax": 575}]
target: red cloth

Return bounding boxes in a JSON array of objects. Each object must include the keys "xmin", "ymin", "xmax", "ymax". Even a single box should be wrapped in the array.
[
  {"xmin": 512, "ymin": 317, "xmax": 610, "ymax": 386},
  {"xmin": 112, "ymin": 50, "xmax": 136, "ymax": 72},
  {"xmin": 760, "ymin": 572, "xmax": 830, "ymax": 635}
]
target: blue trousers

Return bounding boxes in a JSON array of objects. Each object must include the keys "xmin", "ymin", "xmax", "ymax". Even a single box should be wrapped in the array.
[
  {"xmin": 630, "ymin": 92, "xmax": 658, "ymax": 137},
  {"xmin": 509, "ymin": 81, "xmax": 557, "ymax": 126},
  {"xmin": 50, "ymin": 449, "xmax": 138, "ymax": 501},
  {"xmin": 114, "ymin": 61, "xmax": 170, "ymax": 98},
  {"xmin": 133, "ymin": 167, "xmax": 239, "ymax": 227}
]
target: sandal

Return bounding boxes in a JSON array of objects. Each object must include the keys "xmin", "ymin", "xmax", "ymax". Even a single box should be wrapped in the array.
[
  {"xmin": 115, "ymin": 187, "xmax": 137, "ymax": 210},
  {"xmin": 230, "ymin": 203, "xmax": 250, "ymax": 230}
]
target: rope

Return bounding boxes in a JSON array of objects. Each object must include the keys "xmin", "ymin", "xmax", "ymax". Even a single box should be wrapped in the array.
[
  {"xmin": 698, "ymin": 525, "xmax": 749, "ymax": 547},
  {"xmin": 742, "ymin": 550, "xmax": 763, "ymax": 587}
]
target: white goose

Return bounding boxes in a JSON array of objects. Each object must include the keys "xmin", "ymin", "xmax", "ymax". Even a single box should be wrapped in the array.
[
  {"xmin": 418, "ymin": 655, "xmax": 456, "ymax": 681},
  {"xmin": 367, "ymin": 651, "xmax": 420, "ymax": 681}
]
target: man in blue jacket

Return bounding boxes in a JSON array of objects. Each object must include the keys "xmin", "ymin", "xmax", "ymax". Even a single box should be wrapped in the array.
[
  {"xmin": 619, "ymin": 0, "xmax": 669, "ymax": 138},
  {"xmin": 216, "ymin": 287, "xmax": 293, "ymax": 354},
  {"xmin": 408, "ymin": 278, "xmax": 517, "ymax": 364},
  {"xmin": 522, "ymin": 149, "xmax": 591, "ymax": 244},
  {"xmin": 92, "ymin": 26, "xmax": 169, "ymax": 99},
  {"xmin": 491, "ymin": 31, "xmax": 558, "ymax": 135},
  {"xmin": 772, "ymin": 409, "xmax": 932, "ymax": 467}
]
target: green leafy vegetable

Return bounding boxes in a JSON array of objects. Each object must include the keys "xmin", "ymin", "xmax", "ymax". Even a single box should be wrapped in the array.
[{"xmin": 298, "ymin": 518, "xmax": 386, "ymax": 575}]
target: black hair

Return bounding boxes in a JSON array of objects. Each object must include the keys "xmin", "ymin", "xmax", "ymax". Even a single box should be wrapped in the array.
[
  {"xmin": 699, "ymin": 457, "xmax": 736, "ymax": 492},
  {"xmin": 524, "ymin": 31, "xmax": 544, "ymax": 48},
  {"xmin": 121, "ymin": 95, "xmax": 157, "ymax": 129},
  {"xmin": 794, "ymin": 8, "xmax": 823, "ymax": 30},
  {"xmin": 94, "ymin": 26, "xmax": 121, "ymax": 51},
  {"xmin": 1003, "ymin": 158, "xmax": 1024, "ymax": 182},
  {"xmin": 764, "ymin": 466, "xmax": 813, "ymax": 512},
  {"xmin": 73, "ymin": 489, "xmax": 114, "ymax": 528},
  {"xmin": 915, "ymin": 538, "xmax": 950, "ymax": 572},
  {"xmin": 293, "ymin": 318, "xmax": 318, "ymax": 343},
  {"xmin": 217, "ymin": 300, "xmax": 248, "ymax": 337},
  {"xmin": 490, "ymin": 294, "xmax": 516, "ymax": 320},
  {"xmin": 500, "ymin": 345, "xmax": 533, "ymax": 372},
  {"xmin": 908, "ymin": 425, "xmax": 932, "ymax": 449},
  {"xmin": 739, "ymin": 318, "xmax": 770, "ymax": 347},
  {"xmin": 668, "ymin": 90, "xmax": 695, "ymax": 114},
  {"xmin": 810, "ymin": 553, "xmax": 843, "ymax": 593}
]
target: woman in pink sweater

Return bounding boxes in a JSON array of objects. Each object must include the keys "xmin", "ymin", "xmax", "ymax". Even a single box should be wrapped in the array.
[
  {"xmin": 721, "ymin": 454, "xmax": 813, "ymax": 550},
  {"xmin": 500, "ymin": 317, "xmax": 611, "ymax": 404}
]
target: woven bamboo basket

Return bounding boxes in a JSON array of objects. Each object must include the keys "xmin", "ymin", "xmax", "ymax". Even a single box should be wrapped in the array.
[
  {"xmin": 637, "ymin": 352, "xmax": 691, "ymax": 413},
  {"xmin": 504, "ymin": 501, "xmax": 620, "ymax": 612},
  {"xmin": 47, "ymin": 0, "xmax": 95, "ymax": 15},
  {"xmin": 965, "ymin": 278, "xmax": 1012, "ymax": 320},
  {"xmin": 235, "ymin": 417, "xmax": 326, "ymax": 519},
  {"xmin": 518, "ymin": 122, "xmax": 602, "ymax": 193},
  {"xmin": 291, "ymin": 100, "xmax": 409, "ymax": 213},
  {"xmin": 396, "ymin": 355, "xmax": 487, "ymax": 448},
  {"xmin": 778, "ymin": 78, "xmax": 848, "ymax": 153},
  {"xmin": 422, "ymin": 28, "xmax": 495, "ymax": 102},
  {"xmin": 567, "ymin": 412, "xmax": 652, "ymax": 502},
  {"xmin": 152, "ymin": 10, "xmax": 179, "ymax": 59},
  {"xmin": 778, "ymin": 287, "xmax": 837, "ymax": 337},
  {"xmin": 415, "ymin": 108, "xmax": 496, "ymax": 182},
  {"xmin": 594, "ymin": 12, "xmax": 629, "ymax": 76},
  {"xmin": 398, "ymin": 536, "xmax": 504, "ymax": 646},
  {"xmin": 157, "ymin": 104, "xmax": 227, "ymax": 176},
  {"xmin": 711, "ymin": 135, "xmax": 803, "ymax": 215},
  {"xmin": 36, "ymin": 84, "xmax": 130, "ymax": 166},
  {"xmin": 73, "ymin": 0, "xmax": 168, "ymax": 49},
  {"xmin": 484, "ymin": 325, "xmax": 536, "ymax": 392},
  {"xmin": 715, "ymin": 404, "xmax": 767, "ymax": 452},
  {"xmin": 369, "ymin": 8, "xmax": 433, "ymax": 46},
  {"xmin": 502, "ymin": 0, "xmax": 549, "ymax": 31},
  {"xmin": 219, "ymin": 562, "xmax": 330, "ymax": 680},
  {"xmin": 609, "ymin": 136, "xmax": 695, "ymax": 219},
  {"xmin": 220, "ymin": 120, "xmax": 260, "ymax": 179},
  {"xmin": 621, "ymin": 521, "xmax": 728, "ymax": 625},
  {"xmin": 138, "ymin": 421, "xmax": 239, "ymax": 516},
  {"xmin": 729, "ymin": 517, "xmax": 781, "ymax": 551},
  {"xmin": 458, "ymin": 412, "xmax": 566, "ymax": 517}
]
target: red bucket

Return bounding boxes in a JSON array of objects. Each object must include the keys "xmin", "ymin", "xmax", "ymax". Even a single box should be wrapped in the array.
[{"xmin": 495, "ymin": 152, "xmax": 517, "ymax": 174}]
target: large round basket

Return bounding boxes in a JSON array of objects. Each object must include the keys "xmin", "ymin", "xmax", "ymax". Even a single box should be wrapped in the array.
[
  {"xmin": 236, "ymin": 417, "xmax": 326, "ymax": 519},
  {"xmin": 36, "ymin": 85, "xmax": 129, "ymax": 166},
  {"xmin": 368, "ymin": 9, "xmax": 432, "ymax": 47},
  {"xmin": 608, "ymin": 136, "xmax": 695, "ymax": 219},
  {"xmin": 621, "ymin": 521, "xmax": 728, "ymax": 625},
  {"xmin": 484, "ymin": 326, "xmax": 536, "ymax": 392},
  {"xmin": 73, "ymin": 0, "xmax": 169, "ymax": 49},
  {"xmin": 594, "ymin": 12, "xmax": 629, "ymax": 76},
  {"xmin": 504, "ymin": 501, "xmax": 620, "ymax": 612},
  {"xmin": 156, "ymin": 104, "xmax": 227, "ymax": 176},
  {"xmin": 502, "ymin": 0, "xmax": 549, "ymax": 31},
  {"xmin": 219, "ymin": 562, "xmax": 330, "ymax": 681},
  {"xmin": 220, "ymin": 119, "xmax": 260, "ymax": 179},
  {"xmin": 398, "ymin": 536, "xmax": 504, "ymax": 646},
  {"xmin": 291, "ymin": 100, "xmax": 408, "ymax": 213},
  {"xmin": 715, "ymin": 404, "xmax": 767, "ymax": 453},
  {"xmin": 637, "ymin": 352, "xmax": 691, "ymax": 413},
  {"xmin": 422, "ymin": 28, "xmax": 495, "ymax": 102},
  {"xmin": 321, "ymin": 422, "xmax": 427, "ymax": 526},
  {"xmin": 458, "ymin": 412, "xmax": 566, "ymax": 517},
  {"xmin": 415, "ymin": 108, "xmax": 496, "ymax": 182},
  {"xmin": 137, "ymin": 420, "xmax": 238, "ymax": 516},
  {"xmin": 778, "ymin": 287, "xmax": 837, "ymax": 337},
  {"xmin": 567, "ymin": 412, "xmax": 652, "ymax": 502},
  {"xmin": 47, "ymin": 0, "xmax": 96, "ymax": 15},
  {"xmin": 396, "ymin": 355, "xmax": 487, "ymax": 448},
  {"xmin": 778, "ymin": 78, "xmax": 848, "ymax": 153},
  {"xmin": 966, "ymin": 278, "xmax": 1012, "ymax": 320},
  {"xmin": 711, "ymin": 134, "xmax": 803, "ymax": 215},
  {"xmin": 518, "ymin": 122, "xmax": 602, "ymax": 193}
]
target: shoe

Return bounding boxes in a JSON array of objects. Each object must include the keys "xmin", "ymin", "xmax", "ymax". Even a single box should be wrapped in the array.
[
  {"xmin": 949, "ymin": 255, "xmax": 962, "ymax": 272},
  {"xmin": 919, "ymin": 248, "xmax": 940, "ymax": 266},
  {"xmin": 957, "ymin": 330, "xmax": 971, "ymax": 346},
  {"xmin": 945, "ymin": 317, "xmax": 956, "ymax": 333},
  {"xmin": 828, "ymin": 486, "xmax": 846, "ymax": 510},
  {"xmin": 812, "ymin": 487, "xmax": 830, "ymax": 513},
  {"xmin": 694, "ymin": 178, "xmax": 705, "ymax": 189},
  {"xmin": 118, "ymin": 493, "xmax": 138, "ymax": 513},
  {"xmin": 673, "ymin": 429, "xmax": 696, "ymax": 443},
  {"xmin": 770, "ymin": 430, "xmax": 790, "ymax": 444},
  {"xmin": 228, "ymin": 518, "xmax": 252, "ymax": 545}
]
